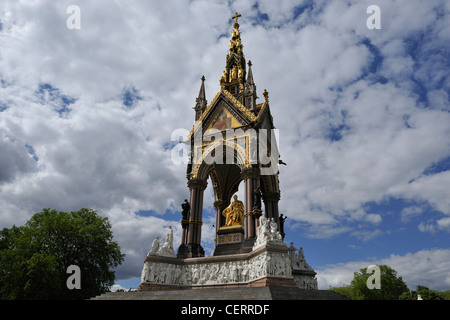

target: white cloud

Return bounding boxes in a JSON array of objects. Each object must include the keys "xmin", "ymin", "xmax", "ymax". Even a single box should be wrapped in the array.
[
  {"xmin": 418, "ymin": 222, "xmax": 436, "ymax": 234},
  {"xmin": 350, "ymin": 228, "xmax": 383, "ymax": 242},
  {"xmin": 401, "ymin": 205, "xmax": 425, "ymax": 223},
  {"xmin": 437, "ymin": 217, "xmax": 450, "ymax": 232},
  {"xmin": 0, "ymin": 0, "xmax": 449, "ymax": 283},
  {"xmin": 275, "ymin": 0, "xmax": 450, "ymax": 235},
  {"xmin": 394, "ymin": 171, "xmax": 450, "ymax": 216},
  {"xmin": 109, "ymin": 284, "xmax": 128, "ymax": 292},
  {"xmin": 418, "ymin": 216, "xmax": 450, "ymax": 234}
]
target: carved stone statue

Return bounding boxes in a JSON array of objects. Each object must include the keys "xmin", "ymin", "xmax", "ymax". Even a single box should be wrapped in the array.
[
  {"xmin": 254, "ymin": 214, "xmax": 284, "ymax": 248},
  {"xmin": 141, "ymin": 261, "xmax": 149, "ymax": 282},
  {"xmin": 149, "ymin": 226, "xmax": 175, "ymax": 257},
  {"xmin": 288, "ymin": 242, "xmax": 298, "ymax": 268},
  {"xmin": 221, "ymin": 70, "xmax": 228, "ymax": 83},
  {"xmin": 158, "ymin": 226, "xmax": 174, "ymax": 255},
  {"xmin": 269, "ymin": 218, "xmax": 282, "ymax": 241},
  {"xmin": 222, "ymin": 195, "xmax": 245, "ymax": 227},
  {"xmin": 256, "ymin": 215, "xmax": 270, "ymax": 242},
  {"xmin": 231, "ymin": 66, "xmax": 238, "ymax": 80},
  {"xmin": 279, "ymin": 214, "xmax": 287, "ymax": 235},
  {"xmin": 253, "ymin": 186, "xmax": 262, "ymax": 211},
  {"xmin": 149, "ymin": 236, "xmax": 160, "ymax": 255},
  {"xmin": 298, "ymin": 247, "xmax": 309, "ymax": 269},
  {"xmin": 181, "ymin": 199, "xmax": 190, "ymax": 221}
]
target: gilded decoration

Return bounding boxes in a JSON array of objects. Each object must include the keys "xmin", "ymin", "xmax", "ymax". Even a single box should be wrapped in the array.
[{"xmin": 221, "ymin": 195, "xmax": 245, "ymax": 227}]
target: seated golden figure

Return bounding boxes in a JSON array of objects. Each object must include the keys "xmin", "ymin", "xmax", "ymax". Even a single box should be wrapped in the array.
[{"xmin": 222, "ymin": 195, "xmax": 245, "ymax": 227}]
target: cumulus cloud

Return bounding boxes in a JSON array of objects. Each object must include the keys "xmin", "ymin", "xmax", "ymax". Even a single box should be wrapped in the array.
[
  {"xmin": 0, "ymin": 0, "xmax": 449, "ymax": 284},
  {"xmin": 271, "ymin": 0, "xmax": 450, "ymax": 240}
]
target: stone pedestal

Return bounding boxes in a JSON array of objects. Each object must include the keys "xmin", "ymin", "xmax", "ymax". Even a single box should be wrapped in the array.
[
  {"xmin": 293, "ymin": 269, "xmax": 318, "ymax": 290},
  {"xmin": 213, "ymin": 226, "xmax": 245, "ymax": 256}
]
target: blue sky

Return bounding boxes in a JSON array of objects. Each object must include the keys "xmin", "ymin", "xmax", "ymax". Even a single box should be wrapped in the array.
[{"xmin": 0, "ymin": 0, "xmax": 449, "ymax": 291}]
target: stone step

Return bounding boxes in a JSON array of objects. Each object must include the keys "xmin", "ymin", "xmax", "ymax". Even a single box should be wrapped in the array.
[
  {"xmin": 91, "ymin": 287, "xmax": 349, "ymax": 300},
  {"xmin": 92, "ymin": 287, "xmax": 271, "ymax": 300},
  {"xmin": 269, "ymin": 287, "xmax": 349, "ymax": 300}
]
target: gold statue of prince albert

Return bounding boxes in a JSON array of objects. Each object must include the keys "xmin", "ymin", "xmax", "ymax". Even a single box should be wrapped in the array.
[{"xmin": 222, "ymin": 195, "xmax": 245, "ymax": 227}]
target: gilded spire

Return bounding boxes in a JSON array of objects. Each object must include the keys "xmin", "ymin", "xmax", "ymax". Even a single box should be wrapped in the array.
[
  {"xmin": 220, "ymin": 12, "xmax": 246, "ymax": 101},
  {"xmin": 229, "ymin": 12, "xmax": 243, "ymax": 55}
]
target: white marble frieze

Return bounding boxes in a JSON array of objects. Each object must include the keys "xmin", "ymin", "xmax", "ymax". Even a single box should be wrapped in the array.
[{"xmin": 141, "ymin": 249, "xmax": 292, "ymax": 286}]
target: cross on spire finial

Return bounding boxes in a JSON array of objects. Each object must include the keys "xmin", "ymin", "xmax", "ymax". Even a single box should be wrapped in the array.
[{"xmin": 232, "ymin": 12, "xmax": 241, "ymax": 25}]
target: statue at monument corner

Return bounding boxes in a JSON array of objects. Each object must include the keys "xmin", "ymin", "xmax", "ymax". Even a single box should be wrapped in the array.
[
  {"xmin": 148, "ymin": 226, "xmax": 176, "ymax": 257},
  {"xmin": 287, "ymin": 242, "xmax": 312, "ymax": 270},
  {"xmin": 254, "ymin": 215, "xmax": 284, "ymax": 249},
  {"xmin": 181, "ymin": 199, "xmax": 190, "ymax": 221},
  {"xmin": 253, "ymin": 186, "xmax": 262, "ymax": 211},
  {"xmin": 148, "ymin": 236, "xmax": 160, "ymax": 255}
]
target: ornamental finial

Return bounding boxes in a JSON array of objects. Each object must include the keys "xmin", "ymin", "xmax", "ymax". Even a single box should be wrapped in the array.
[
  {"xmin": 263, "ymin": 89, "xmax": 269, "ymax": 102},
  {"xmin": 231, "ymin": 12, "xmax": 241, "ymax": 27}
]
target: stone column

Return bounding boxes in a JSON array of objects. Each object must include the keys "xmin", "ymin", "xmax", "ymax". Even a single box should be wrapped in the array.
[
  {"xmin": 241, "ymin": 167, "xmax": 260, "ymax": 240},
  {"xmin": 181, "ymin": 225, "xmax": 187, "ymax": 245},
  {"xmin": 213, "ymin": 199, "xmax": 225, "ymax": 235},
  {"xmin": 178, "ymin": 178, "xmax": 207, "ymax": 258},
  {"xmin": 263, "ymin": 191, "xmax": 281, "ymax": 224}
]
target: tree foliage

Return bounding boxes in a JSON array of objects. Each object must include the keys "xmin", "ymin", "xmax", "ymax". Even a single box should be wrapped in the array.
[
  {"xmin": 399, "ymin": 285, "xmax": 446, "ymax": 300},
  {"xmin": 330, "ymin": 264, "xmax": 449, "ymax": 300},
  {"xmin": 0, "ymin": 208, "xmax": 124, "ymax": 300},
  {"xmin": 350, "ymin": 265, "xmax": 409, "ymax": 300}
]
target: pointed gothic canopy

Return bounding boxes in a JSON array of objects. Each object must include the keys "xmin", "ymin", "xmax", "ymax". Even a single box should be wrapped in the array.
[{"xmin": 190, "ymin": 13, "xmax": 274, "ymax": 138}]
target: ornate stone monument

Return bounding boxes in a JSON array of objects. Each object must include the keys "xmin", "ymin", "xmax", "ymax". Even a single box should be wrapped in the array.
[{"xmin": 138, "ymin": 12, "xmax": 318, "ymax": 292}]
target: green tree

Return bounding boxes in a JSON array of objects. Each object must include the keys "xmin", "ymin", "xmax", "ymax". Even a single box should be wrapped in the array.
[
  {"xmin": 0, "ymin": 208, "xmax": 124, "ymax": 300},
  {"xmin": 399, "ymin": 285, "xmax": 445, "ymax": 300},
  {"xmin": 440, "ymin": 291, "xmax": 450, "ymax": 300},
  {"xmin": 350, "ymin": 265, "xmax": 409, "ymax": 300}
]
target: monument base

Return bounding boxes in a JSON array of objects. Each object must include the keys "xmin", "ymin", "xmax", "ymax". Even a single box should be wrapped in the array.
[
  {"xmin": 139, "ymin": 242, "xmax": 316, "ymax": 291},
  {"xmin": 140, "ymin": 216, "xmax": 318, "ymax": 293}
]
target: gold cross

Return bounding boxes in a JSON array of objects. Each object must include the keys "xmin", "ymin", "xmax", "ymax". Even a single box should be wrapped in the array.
[{"xmin": 231, "ymin": 12, "xmax": 241, "ymax": 24}]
